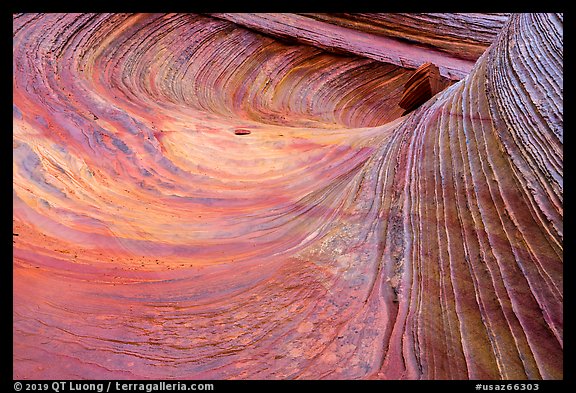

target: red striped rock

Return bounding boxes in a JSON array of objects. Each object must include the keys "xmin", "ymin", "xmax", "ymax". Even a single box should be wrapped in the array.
[
  {"xmin": 398, "ymin": 62, "xmax": 443, "ymax": 114},
  {"xmin": 13, "ymin": 13, "xmax": 562, "ymax": 380}
]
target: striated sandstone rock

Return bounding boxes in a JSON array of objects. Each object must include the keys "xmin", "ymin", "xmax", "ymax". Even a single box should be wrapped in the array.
[
  {"xmin": 13, "ymin": 13, "xmax": 562, "ymax": 380},
  {"xmin": 398, "ymin": 62, "xmax": 443, "ymax": 115},
  {"xmin": 302, "ymin": 13, "xmax": 511, "ymax": 62},
  {"xmin": 209, "ymin": 13, "xmax": 509, "ymax": 80}
]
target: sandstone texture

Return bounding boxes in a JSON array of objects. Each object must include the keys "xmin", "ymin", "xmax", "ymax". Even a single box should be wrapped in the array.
[{"xmin": 13, "ymin": 13, "xmax": 562, "ymax": 379}]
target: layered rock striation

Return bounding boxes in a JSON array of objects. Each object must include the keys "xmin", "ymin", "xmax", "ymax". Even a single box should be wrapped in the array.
[{"xmin": 13, "ymin": 13, "xmax": 562, "ymax": 379}]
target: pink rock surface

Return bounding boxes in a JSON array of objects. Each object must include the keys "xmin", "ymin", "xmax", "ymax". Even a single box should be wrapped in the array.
[
  {"xmin": 13, "ymin": 13, "xmax": 562, "ymax": 379},
  {"xmin": 301, "ymin": 13, "xmax": 510, "ymax": 61}
]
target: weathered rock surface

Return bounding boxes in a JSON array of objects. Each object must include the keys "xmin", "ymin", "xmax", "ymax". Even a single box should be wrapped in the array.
[
  {"xmin": 209, "ymin": 13, "xmax": 510, "ymax": 80},
  {"xmin": 13, "ymin": 13, "xmax": 562, "ymax": 379},
  {"xmin": 300, "ymin": 13, "xmax": 510, "ymax": 61}
]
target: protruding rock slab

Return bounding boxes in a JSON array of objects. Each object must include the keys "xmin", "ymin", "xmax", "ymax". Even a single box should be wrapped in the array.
[{"xmin": 398, "ymin": 62, "xmax": 443, "ymax": 114}]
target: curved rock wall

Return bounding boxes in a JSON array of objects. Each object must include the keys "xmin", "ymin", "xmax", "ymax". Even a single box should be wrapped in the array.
[
  {"xmin": 209, "ymin": 13, "xmax": 508, "ymax": 80},
  {"xmin": 13, "ymin": 13, "xmax": 562, "ymax": 379}
]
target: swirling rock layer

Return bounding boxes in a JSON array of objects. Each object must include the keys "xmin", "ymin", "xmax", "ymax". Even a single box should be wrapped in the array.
[
  {"xmin": 13, "ymin": 13, "xmax": 562, "ymax": 380},
  {"xmin": 209, "ymin": 13, "xmax": 501, "ymax": 80}
]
